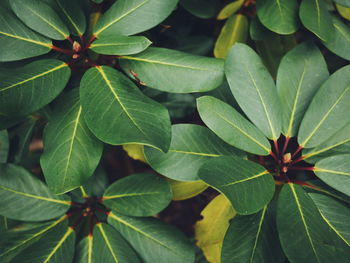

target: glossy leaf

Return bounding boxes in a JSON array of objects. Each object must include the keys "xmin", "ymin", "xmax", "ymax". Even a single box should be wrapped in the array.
[
  {"xmin": 90, "ymin": 35, "xmax": 152, "ymax": 56},
  {"xmin": 41, "ymin": 90, "xmax": 103, "ymax": 194},
  {"xmin": 197, "ymin": 96, "xmax": 271, "ymax": 156},
  {"xmin": 195, "ymin": 194, "xmax": 236, "ymax": 263},
  {"xmin": 336, "ymin": 4, "xmax": 350, "ymax": 20},
  {"xmin": 214, "ymin": 14, "xmax": 248, "ymax": 59},
  {"xmin": 55, "ymin": 0, "xmax": 86, "ymax": 36},
  {"xmin": 314, "ymin": 154, "xmax": 350, "ymax": 196},
  {"xmin": 334, "ymin": 0, "xmax": 350, "ymax": 7},
  {"xmin": 119, "ymin": 47, "xmax": 225, "ymax": 93},
  {"xmin": 222, "ymin": 204, "xmax": 284, "ymax": 263},
  {"xmin": 170, "ymin": 180, "xmax": 208, "ymax": 201},
  {"xmin": 144, "ymin": 124, "xmax": 243, "ymax": 181},
  {"xmin": 123, "ymin": 144, "xmax": 146, "ymax": 163},
  {"xmin": 10, "ymin": 0, "xmax": 69, "ymax": 40},
  {"xmin": 217, "ymin": 0, "xmax": 244, "ymax": 20},
  {"xmin": 309, "ymin": 193, "xmax": 350, "ymax": 247},
  {"xmin": 80, "ymin": 66, "xmax": 171, "ymax": 152},
  {"xmin": 298, "ymin": 65, "xmax": 350, "ymax": 148},
  {"xmin": 277, "ymin": 42, "xmax": 329, "ymax": 137},
  {"xmin": 0, "ymin": 164, "xmax": 71, "ymax": 221},
  {"xmin": 256, "ymin": 0, "xmax": 299, "ymax": 34},
  {"xmin": 277, "ymin": 183, "xmax": 350, "ymax": 263},
  {"xmin": 199, "ymin": 156, "xmax": 275, "ymax": 215},
  {"xmin": 0, "ymin": 130, "xmax": 9, "ymax": 163},
  {"xmin": 0, "ymin": 59, "xmax": 71, "ymax": 117},
  {"xmin": 299, "ymin": 0, "xmax": 334, "ymax": 41},
  {"xmin": 0, "ymin": 6, "xmax": 52, "ymax": 61},
  {"xmin": 93, "ymin": 0, "xmax": 178, "ymax": 37},
  {"xmin": 225, "ymin": 43, "xmax": 282, "ymax": 140},
  {"xmin": 323, "ymin": 16, "xmax": 350, "ymax": 61},
  {"xmin": 180, "ymin": 0, "xmax": 221, "ymax": 19},
  {"xmin": 103, "ymin": 173, "xmax": 172, "ymax": 216},
  {"xmin": 108, "ymin": 212, "xmax": 196, "ymax": 263}
]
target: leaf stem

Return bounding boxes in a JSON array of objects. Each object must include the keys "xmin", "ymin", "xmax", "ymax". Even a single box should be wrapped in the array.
[
  {"xmin": 289, "ymin": 155, "xmax": 305, "ymax": 166},
  {"xmin": 270, "ymin": 151, "xmax": 279, "ymax": 163},
  {"xmin": 51, "ymin": 45, "xmax": 73, "ymax": 55},
  {"xmin": 273, "ymin": 140, "xmax": 280, "ymax": 157},
  {"xmin": 288, "ymin": 166, "xmax": 314, "ymax": 171},
  {"xmin": 291, "ymin": 146, "xmax": 303, "ymax": 159},
  {"xmin": 67, "ymin": 36, "xmax": 74, "ymax": 44},
  {"xmin": 282, "ymin": 136, "xmax": 290, "ymax": 155}
]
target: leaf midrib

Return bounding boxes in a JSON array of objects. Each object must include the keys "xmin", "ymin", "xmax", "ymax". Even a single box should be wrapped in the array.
[
  {"xmin": 97, "ymin": 224, "xmax": 119, "ymax": 263},
  {"xmin": 222, "ymin": 171, "xmax": 269, "ymax": 187},
  {"xmin": 103, "ymin": 191, "xmax": 162, "ymax": 200},
  {"xmin": 250, "ymin": 206, "xmax": 267, "ymax": 262}
]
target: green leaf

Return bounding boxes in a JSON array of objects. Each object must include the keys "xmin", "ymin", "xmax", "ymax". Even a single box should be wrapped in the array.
[
  {"xmin": 277, "ymin": 183, "xmax": 350, "ymax": 263},
  {"xmin": 277, "ymin": 42, "xmax": 329, "ymax": 137},
  {"xmin": 0, "ymin": 116, "xmax": 24, "ymax": 131},
  {"xmin": 144, "ymin": 124, "xmax": 243, "ymax": 181},
  {"xmin": 41, "ymin": 90, "xmax": 103, "ymax": 194},
  {"xmin": 0, "ymin": 6, "xmax": 52, "ymax": 61},
  {"xmin": 197, "ymin": 96, "xmax": 271, "ymax": 156},
  {"xmin": 217, "ymin": 0, "xmax": 244, "ymax": 20},
  {"xmin": 102, "ymin": 173, "xmax": 172, "ymax": 216},
  {"xmin": 195, "ymin": 194, "xmax": 236, "ymax": 263},
  {"xmin": 0, "ymin": 59, "xmax": 71, "ymax": 117},
  {"xmin": 93, "ymin": 0, "xmax": 178, "ymax": 37},
  {"xmin": 90, "ymin": 35, "xmax": 152, "ymax": 55},
  {"xmin": 314, "ymin": 154, "xmax": 350, "ymax": 196},
  {"xmin": 12, "ymin": 220, "xmax": 75, "ymax": 263},
  {"xmin": 76, "ymin": 223, "xmax": 141, "ymax": 263},
  {"xmin": 336, "ymin": 4, "xmax": 350, "ymax": 20},
  {"xmin": 322, "ymin": 16, "xmax": 350, "ymax": 61},
  {"xmin": 225, "ymin": 43, "xmax": 282, "ymax": 140},
  {"xmin": 302, "ymin": 122, "xmax": 350, "ymax": 163},
  {"xmin": 180, "ymin": 0, "xmax": 221, "ymax": 19},
  {"xmin": 222, "ymin": 204, "xmax": 284, "ymax": 263},
  {"xmin": 10, "ymin": 0, "xmax": 69, "ymax": 40},
  {"xmin": 170, "ymin": 180, "xmax": 208, "ymax": 201},
  {"xmin": 80, "ymin": 65, "xmax": 171, "ymax": 152},
  {"xmin": 299, "ymin": 0, "xmax": 334, "ymax": 41},
  {"xmin": 214, "ymin": 14, "xmax": 248, "ymax": 59},
  {"xmin": 310, "ymin": 193, "xmax": 350, "ymax": 247},
  {"xmin": 334, "ymin": 0, "xmax": 350, "ymax": 8},
  {"xmin": 55, "ymin": 0, "xmax": 86, "ymax": 36},
  {"xmin": 119, "ymin": 47, "xmax": 225, "ymax": 93},
  {"xmin": 0, "ymin": 164, "xmax": 71, "ymax": 221},
  {"xmin": 298, "ymin": 65, "xmax": 350, "ymax": 148},
  {"xmin": 256, "ymin": 0, "xmax": 299, "ymax": 34},
  {"xmin": 199, "ymin": 156, "xmax": 275, "ymax": 215},
  {"xmin": 0, "ymin": 130, "xmax": 9, "ymax": 163},
  {"xmin": 108, "ymin": 212, "xmax": 196, "ymax": 263}
]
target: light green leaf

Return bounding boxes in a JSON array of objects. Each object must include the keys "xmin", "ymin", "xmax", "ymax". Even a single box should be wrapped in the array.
[
  {"xmin": 144, "ymin": 124, "xmax": 243, "ymax": 181},
  {"xmin": 102, "ymin": 173, "xmax": 172, "ymax": 216},
  {"xmin": 334, "ymin": 0, "xmax": 350, "ymax": 8},
  {"xmin": 93, "ymin": 0, "xmax": 178, "ymax": 37},
  {"xmin": 80, "ymin": 65, "xmax": 171, "ymax": 152},
  {"xmin": 0, "ymin": 164, "xmax": 71, "ymax": 221},
  {"xmin": 0, "ymin": 130, "xmax": 9, "ymax": 163},
  {"xmin": 217, "ymin": 0, "xmax": 244, "ymax": 20},
  {"xmin": 170, "ymin": 180, "xmax": 208, "ymax": 201},
  {"xmin": 257, "ymin": 0, "xmax": 299, "ymax": 34},
  {"xmin": 199, "ymin": 156, "xmax": 275, "ymax": 215},
  {"xmin": 119, "ymin": 47, "xmax": 225, "ymax": 93},
  {"xmin": 10, "ymin": 0, "xmax": 69, "ymax": 40},
  {"xmin": 0, "ymin": 6, "xmax": 52, "ymax": 61},
  {"xmin": 41, "ymin": 90, "xmax": 103, "ymax": 194},
  {"xmin": 90, "ymin": 35, "xmax": 151, "ymax": 55},
  {"xmin": 314, "ymin": 154, "xmax": 350, "ymax": 196},
  {"xmin": 277, "ymin": 42, "xmax": 329, "ymax": 137},
  {"xmin": 299, "ymin": 0, "xmax": 334, "ymax": 41},
  {"xmin": 197, "ymin": 96, "xmax": 271, "ymax": 156},
  {"xmin": 225, "ymin": 43, "xmax": 282, "ymax": 140},
  {"xmin": 298, "ymin": 65, "xmax": 350, "ymax": 148},
  {"xmin": 336, "ymin": 4, "xmax": 350, "ymax": 20},
  {"xmin": 108, "ymin": 212, "xmax": 196, "ymax": 263},
  {"xmin": 214, "ymin": 14, "xmax": 248, "ymax": 59},
  {"xmin": 0, "ymin": 59, "xmax": 71, "ymax": 117},
  {"xmin": 55, "ymin": 0, "xmax": 86, "ymax": 36}
]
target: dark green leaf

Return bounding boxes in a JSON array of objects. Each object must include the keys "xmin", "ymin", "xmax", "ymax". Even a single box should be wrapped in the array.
[
  {"xmin": 0, "ymin": 130, "xmax": 9, "ymax": 163},
  {"xmin": 102, "ymin": 173, "xmax": 172, "ymax": 216},
  {"xmin": 277, "ymin": 42, "xmax": 329, "ymax": 137},
  {"xmin": 80, "ymin": 66, "xmax": 171, "ymax": 152},
  {"xmin": 55, "ymin": 0, "xmax": 86, "ymax": 36},
  {"xmin": 144, "ymin": 124, "xmax": 243, "ymax": 181},
  {"xmin": 41, "ymin": 90, "xmax": 103, "ymax": 194},
  {"xmin": 180, "ymin": 0, "xmax": 221, "ymax": 19},
  {"xmin": 119, "ymin": 47, "xmax": 225, "ymax": 93},
  {"xmin": 225, "ymin": 43, "xmax": 282, "ymax": 140},
  {"xmin": 197, "ymin": 96, "xmax": 271, "ymax": 155},
  {"xmin": 199, "ymin": 156, "xmax": 275, "ymax": 215},
  {"xmin": 0, "ymin": 59, "xmax": 71, "ymax": 117},
  {"xmin": 298, "ymin": 65, "xmax": 350, "ymax": 148},
  {"xmin": 0, "ymin": 164, "xmax": 71, "ymax": 221},
  {"xmin": 108, "ymin": 212, "xmax": 196, "ymax": 263}
]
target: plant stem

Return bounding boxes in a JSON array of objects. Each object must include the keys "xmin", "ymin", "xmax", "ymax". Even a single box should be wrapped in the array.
[
  {"xmin": 51, "ymin": 45, "xmax": 73, "ymax": 55},
  {"xmin": 67, "ymin": 36, "xmax": 74, "ymax": 44},
  {"xmin": 282, "ymin": 136, "xmax": 290, "ymax": 155},
  {"xmin": 289, "ymin": 155, "xmax": 304, "ymax": 166},
  {"xmin": 291, "ymin": 146, "xmax": 303, "ymax": 158},
  {"xmin": 259, "ymin": 156, "xmax": 266, "ymax": 167},
  {"xmin": 270, "ymin": 151, "xmax": 279, "ymax": 163},
  {"xmin": 288, "ymin": 166, "xmax": 314, "ymax": 171},
  {"xmin": 80, "ymin": 186, "xmax": 88, "ymax": 198},
  {"xmin": 273, "ymin": 140, "xmax": 280, "ymax": 157}
]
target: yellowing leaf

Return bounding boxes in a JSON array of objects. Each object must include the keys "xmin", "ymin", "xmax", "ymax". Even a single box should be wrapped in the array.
[
  {"xmin": 195, "ymin": 194, "xmax": 236, "ymax": 263},
  {"xmin": 217, "ymin": 0, "xmax": 244, "ymax": 20},
  {"xmin": 123, "ymin": 144, "xmax": 146, "ymax": 163},
  {"xmin": 169, "ymin": 180, "xmax": 208, "ymax": 201},
  {"xmin": 336, "ymin": 4, "xmax": 350, "ymax": 21},
  {"xmin": 214, "ymin": 14, "xmax": 248, "ymax": 58}
]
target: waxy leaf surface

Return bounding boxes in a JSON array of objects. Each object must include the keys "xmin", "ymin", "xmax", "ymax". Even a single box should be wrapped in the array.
[
  {"xmin": 55, "ymin": 0, "xmax": 86, "ymax": 36},
  {"xmin": 0, "ymin": 131, "xmax": 9, "ymax": 163}
]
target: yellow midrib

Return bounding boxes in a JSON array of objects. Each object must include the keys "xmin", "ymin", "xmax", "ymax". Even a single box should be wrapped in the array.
[
  {"xmin": 222, "ymin": 171, "xmax": 269, "ymax": 187},
  {"xmin": 250, "ymin": 206, "xmax": 267, "ymax": 263},
  {"xmin": 97, "ymin": 224, "xmax": 119, "ymax": 263},
  {"xmin": 42, "ymin": 228, "xmax": 74, "ymax": 263},
  {"xmin": 103, "ymin": 191, "xmax": 161, "ymax": 200},
  {"xmin": 0, "ymin": 31, "xmax": 51, "ymax": 48},
  {"xmin": 56, "ymin": 0, "xmax": 82, "ymax": 35},
  {"xmin": 314, "ymin": 168, "xmax": 350, "ymax": 176}
]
